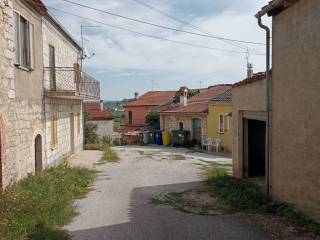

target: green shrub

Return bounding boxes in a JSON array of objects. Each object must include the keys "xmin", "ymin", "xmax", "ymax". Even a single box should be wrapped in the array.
[{"xmin": 0, "ymin": 165, "xmax": 96, "ymax": 240}]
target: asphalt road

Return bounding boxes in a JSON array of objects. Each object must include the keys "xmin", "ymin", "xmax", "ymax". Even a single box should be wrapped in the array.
[{"xmin": 66, "ymin": 146, "xmax": 269, "ymax": 240}]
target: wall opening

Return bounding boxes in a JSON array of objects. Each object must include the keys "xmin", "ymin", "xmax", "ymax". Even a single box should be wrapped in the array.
[
  {"xmin": 244, "ymin": 119, "xmax": 266, "ymax": 178},
  {"xmin": 35, "ymin": 134, "xmax": 42, "ymax": 175},
  {"xmin": 128, "ymin": 111, "xmax": 133, "ymax": 125}
]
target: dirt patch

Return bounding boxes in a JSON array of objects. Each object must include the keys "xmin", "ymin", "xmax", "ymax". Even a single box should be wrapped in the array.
[
  {"xmin": 171, "ymin": 154, "xmax": 187, "ymax": 160},
  {"xmin": 237, "ymin": 213, "xmax": 320, "ymax": 240}
]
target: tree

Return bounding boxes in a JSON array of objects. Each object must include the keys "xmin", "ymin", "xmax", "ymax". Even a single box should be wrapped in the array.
[
  {"xmin": 83, "ymin": 111, "xmax": 98, "ymax": 144},
  {"xmin": 145, "ymin": 111, "xmax": 160, "ymax": 130}
]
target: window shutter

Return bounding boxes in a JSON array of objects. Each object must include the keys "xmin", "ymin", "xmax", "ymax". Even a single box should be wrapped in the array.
[
  {"xmin": 13, "ymin": 11, "xmax": 20, "ymax": 65},
  {"xmin": 29, "ymin": 23, "xmax": 35, "ymax": 70}
]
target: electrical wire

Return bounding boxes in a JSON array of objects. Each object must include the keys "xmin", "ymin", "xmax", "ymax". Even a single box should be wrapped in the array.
[
  {"xmin": 59, "ymin": 0, "xmax": 266, "ymax": 46},
  {"xmin": 48, "ymin": 7, "xmax": 265, "ymax": 56},
  {"xmin": 130, "ymin": 0, "xmax": 263, "ymax": 54}
]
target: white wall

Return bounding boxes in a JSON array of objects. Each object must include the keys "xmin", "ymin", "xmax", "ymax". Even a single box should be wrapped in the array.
[{"xmin": 91, "ymin": 120, "xmax": 114, "ymax": 138}]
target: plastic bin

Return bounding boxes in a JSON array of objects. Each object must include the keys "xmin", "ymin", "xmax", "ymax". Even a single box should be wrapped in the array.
[
  {"xmin": 154, "ymin": 130, "xmax": 163, "ymax": 145},
  {"xmin": 147, "ymin": 132, "xmax": 155, "ymax": 144},
  {"xmin": 143, "ymin": 132, "xmax": 149, "ymax": 144},
  {"xmin": 162, "ymin": 131, "xmax": 171, "ymax": 146},
  {"xmin": 171, "ymin": 130, "xmax": 190, "ymax": 146}
]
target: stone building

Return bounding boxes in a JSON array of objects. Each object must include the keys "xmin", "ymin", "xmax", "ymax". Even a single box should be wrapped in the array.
[
  {"xmin": 256, "ymin": 0, "xmax": 320, "ymax": 218},
  {"xmin": 42, "ymin": 12, "xmax": 100, "ymax": 166},
  {"xmin": 0, "ymin": 0, "xmax": 47, "ymax": 188},
  {"xmin": 232, "ymin": 73, "xmax": 266, "ymax": 179},
  {"xmin": 160, "ymin": 85, "xmax": 231, "ymax": 145}
]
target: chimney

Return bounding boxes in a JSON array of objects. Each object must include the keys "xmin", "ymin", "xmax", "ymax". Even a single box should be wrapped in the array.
[
  {"xmin": 179, "ymin": 87, "xmax": 188, "ymax": 107},
  {"xmin": 134, "ymin": 92, "xmax": 139, "ymax": 100},
  {"xmin": 247, "ymin": 62, "xmax": 253, "ymax": 78},
  {"xmin": 100, "ymin": 100, "xmax": 104, "ymax": 111}
]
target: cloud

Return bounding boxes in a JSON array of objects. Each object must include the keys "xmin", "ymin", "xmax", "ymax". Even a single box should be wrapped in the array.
[{"xmin": 43, "ymin": 0, "xmax": 271, "ymax": 100}]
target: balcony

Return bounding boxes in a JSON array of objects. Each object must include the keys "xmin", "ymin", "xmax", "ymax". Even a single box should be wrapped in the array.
[{"xmin": 44, "ymin": 67, "xmax": 100, "ymax": 100}]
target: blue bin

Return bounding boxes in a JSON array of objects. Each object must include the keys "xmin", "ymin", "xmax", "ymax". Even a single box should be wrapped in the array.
[{"xmin": 154, "ymin": 130, "xmax": 163, "ymax": 145}]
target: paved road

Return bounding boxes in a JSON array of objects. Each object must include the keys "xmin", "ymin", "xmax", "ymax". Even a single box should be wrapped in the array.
[{"xmin": 66, "ymin": 146, "xmax": 269, "ymax": 240}]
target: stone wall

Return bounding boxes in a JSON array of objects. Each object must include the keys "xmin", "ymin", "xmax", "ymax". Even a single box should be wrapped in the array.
[
  {"xmin": 0, "ymin": 0, "xmax": 45, "ymax": 187},
  {"xmin": 44, "ymin": 98, "xmax": 83, "ymax": 167},
  {"xmin": 91, "ymin": 120, "xmax": 114, "ymax": 139},
  {"xmin": 160, "ymin": 114, "xmax": 208, "ymax": 141}
]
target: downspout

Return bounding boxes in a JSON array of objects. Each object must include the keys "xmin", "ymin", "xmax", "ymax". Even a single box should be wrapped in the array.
[{"xmin": 256, "ymin": 16, "xmax": 271, "ymax": 201}]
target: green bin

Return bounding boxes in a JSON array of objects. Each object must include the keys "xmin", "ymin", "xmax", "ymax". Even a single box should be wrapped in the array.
[
  {"xmin": 171, "ymin": 130, "xmax": 190, "ymax": 146},
  {"xmin": 147, "ymin": 131, "xmax": 155, "ymax": 144}
]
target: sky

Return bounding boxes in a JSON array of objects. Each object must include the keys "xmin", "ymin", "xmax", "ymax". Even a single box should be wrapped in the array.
[{"xmin": 43, "ymin": 0, "xmax": 271, "ymax": 100}]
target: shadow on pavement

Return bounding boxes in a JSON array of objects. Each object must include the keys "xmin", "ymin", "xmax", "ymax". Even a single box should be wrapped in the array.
[{"xmin": 69, "ymin": 181, "xmax": 269, "ymax": 240}]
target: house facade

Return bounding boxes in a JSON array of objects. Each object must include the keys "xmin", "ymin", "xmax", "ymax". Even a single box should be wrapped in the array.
[
  {"xmin": 0, "ymin": 0, "xmax": 47, "ymax": 188},
  {"xmin": 42, "ymin": 12, "xmax": 100, "ymax": 166},
  {"xmin": 161, "ymin": 85, "xmax": 231, "ymax": 145},
  {"xmin": 84, "ymin": 101, "xmax": 114, "ymax": 139},
  {"xmin": 257, "ymin": 0, "xmax": 320, "ymax": 217},
  {"xmin": 123, "ymin": 91, "xmax": 176, "ymax": 132},
  {"xmin": 232, "ymin": 73, "xmax": 266, "ymax": 179},
  {"xmin": 207, "ymin": 89, "xmax": 232, "ymax": 152}
]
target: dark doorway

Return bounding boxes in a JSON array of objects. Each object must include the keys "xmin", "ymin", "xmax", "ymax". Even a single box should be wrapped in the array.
[
  {"xmin": 0, "ymin": 128, "xmax": 2, "ymax": 188},
  {"xmin": 49, "ymin": 45, "xmax": 56, "ymax": 90},
  {"xmin": 247, "ymin": 119, "xmax": 266, "ymax": 177},
  {"xmin": 192, "ymin": 118, "xmax": 202, "ymax": 145},
  {"xmin": 35, "ymin": 134, "xmax": 42, "ymax": 175}
]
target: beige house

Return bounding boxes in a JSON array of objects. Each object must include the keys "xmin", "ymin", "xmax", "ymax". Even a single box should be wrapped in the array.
[
  {"xmin": 0, "ymin": 0, "xmax": 47, "ymax": 188},
  {"xmin": 232, "ymin": 73, "xmax": 266, "ymax": 178},
  {"xmin": 256, "ymin": 0, "xmax": 320, "ymax": 218},
  {"xmin": 42, "ymin": 12, "xmax": 99, "ymax": 166}
]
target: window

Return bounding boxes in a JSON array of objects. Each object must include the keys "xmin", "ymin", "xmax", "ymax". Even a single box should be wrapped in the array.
[
  {"xmin": 179, "ymin": 122, "xmax": 184, "ymax": 130},
  {"xmin": 51, "ymin": 113, "xmax": 58, "ymax": 149},
  {"xmin": 13, "ymin": 11, "xmax": 35, "ymax": 70},
  {"xmin": 219, "ymin": 114, "xmax": 229, "ymax": 133},
  {"xmin": 77, "ymin": 112, "xmax": 81, "ymax": 136},
  {"xmin": 49, "ymin": 45, "xmax": 56, "ymax": 90},
  {"xmin": 128, "ymin": 111, "xmax": 133, "ymax": 125}
]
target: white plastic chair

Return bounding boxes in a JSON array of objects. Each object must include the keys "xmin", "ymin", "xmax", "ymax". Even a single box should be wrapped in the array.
[
  {"xmin": 213, "ymin": 138, "xmax": 222, "ymax": 152},
  {"xmin": 202, "ymin": 137, "xmax": 213, "ymax": 151}
]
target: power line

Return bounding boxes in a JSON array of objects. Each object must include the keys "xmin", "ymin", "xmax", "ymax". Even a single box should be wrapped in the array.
[
  {"xmin": 130, "ymin": 0, "xmax": 263, "ymax": 54},
  {"xmin": 48, "ymin": 7, "xmax": 264, "ymax": 56},
  {"xmin": 60, "ymin": 0, "xmax": 266, "ymax": 46}
]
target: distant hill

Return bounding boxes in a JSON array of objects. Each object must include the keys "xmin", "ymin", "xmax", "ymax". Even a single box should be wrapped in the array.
[{"xmin": 103, "ymin": 98, "xmax": 134, "ymax": 112}]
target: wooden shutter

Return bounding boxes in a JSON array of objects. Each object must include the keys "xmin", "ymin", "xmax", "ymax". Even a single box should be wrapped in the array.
[
  {"xmin": 29, "ymin": 23, "xmax": 35, "ymax": 69},
  {"xmin": 13, "ymin": 11, "xmax": 20, "ymax": 65}
]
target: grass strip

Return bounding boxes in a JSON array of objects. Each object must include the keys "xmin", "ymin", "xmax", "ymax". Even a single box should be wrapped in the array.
[{"xmin": 0, "ymin": 165, "xmax": 96, "ymax": 240}]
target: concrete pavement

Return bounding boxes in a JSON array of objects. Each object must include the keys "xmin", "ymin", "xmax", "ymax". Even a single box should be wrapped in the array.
[{"xmin": 66, "ymin": 146, "xmax": 269, "ymax": 240}]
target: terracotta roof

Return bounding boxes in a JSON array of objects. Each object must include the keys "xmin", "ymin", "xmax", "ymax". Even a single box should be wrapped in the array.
[
  {"xmin": 233, "ymin": 72, "xmax": 266, "ymax": 88},
  {"xmin": 123, "ymin": 91, "xmax": 176, "ymax": 107},
  {"xmin": 84, "ymin": 102, "xmax": 114, "ymax": 121},
  {"xmin": 209, "ymin": 89, "xmax": 232, "ymax": 103},
  {"xmin": 256, "ymin": 0, "xmax": 298, "ymax": 17},
  {"xmin": 161, "ymin": 85, "xmax": 232, "ymax": 114},
  {"xmin": 26, "ymin": 0, "xmax": 47, "ymax": 15}
]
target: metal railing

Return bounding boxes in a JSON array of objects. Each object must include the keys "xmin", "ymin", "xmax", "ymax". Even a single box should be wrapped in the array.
[{"xmin": 44, "ymin": 67, "xmax": 100, "ymax": 99}]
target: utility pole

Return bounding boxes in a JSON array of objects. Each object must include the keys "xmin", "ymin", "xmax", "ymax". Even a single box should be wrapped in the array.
[{"xmin": 199, "ymin": 80, "xmax": 203, "ymax": 89}]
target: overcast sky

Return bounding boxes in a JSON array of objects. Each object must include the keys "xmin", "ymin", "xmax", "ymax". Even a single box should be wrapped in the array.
[{"xmin": 43, "ymin": 0, "xmax": 271, "ymax": 100}]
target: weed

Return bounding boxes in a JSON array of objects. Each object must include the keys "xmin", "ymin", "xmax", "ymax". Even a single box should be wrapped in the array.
[
  {"xmin": 137, "ymin": 150, "xmax": 145, "ymax": 155},
  {"xmin": 0, "ymin": 165, "xmax": 96, "ymax": 240},
  {"xmin": 84, "ymin": 143, "xmax": 107, "ymax": 151},
  {"xmin": 101, "ymin": 146, "xmax": 119, "ymax": 163}
]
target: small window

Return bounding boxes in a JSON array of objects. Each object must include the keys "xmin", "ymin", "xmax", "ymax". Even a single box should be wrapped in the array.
[
  {"xmin": 219, "ymin": 114, "xmax": 229, "ymax": 133},
  {"xmin": 128, "ymin": 111, "xmax": 133, "ymax": 125},
  {"xmin": 179, "ymin": 122, "xmax": 184, "ymax": 130},
  {"xmin": 51, "ymin": 113, "xmax": 58, "ymax": 149},
  {"xmin": 77, "ymin": 112, "xmax": 81, "ymax": 136},
  {"xmin": 13, "ymin": 11, "xmax": 35, "ymax": 70}
]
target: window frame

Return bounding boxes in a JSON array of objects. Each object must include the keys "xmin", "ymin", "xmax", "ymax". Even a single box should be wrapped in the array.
[
  {"xmin": 128, "ymin": 111, "xmax": 133, "ymax": 125},
  {"xmin": 13, "ymin": 10, "xmax": 35, "ymax": 71},
  {"xmin": 218, "ymin": 113, "xmax": 229, "ymax": 134},
  {"xmin": 77, "ymin": 112, "xmax": 81, "ymax": 136}
]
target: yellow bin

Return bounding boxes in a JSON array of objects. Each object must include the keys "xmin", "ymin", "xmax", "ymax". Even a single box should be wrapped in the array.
[{"xmin": 162, "ymin": 131, "xmax": 171, "ymax": 146}]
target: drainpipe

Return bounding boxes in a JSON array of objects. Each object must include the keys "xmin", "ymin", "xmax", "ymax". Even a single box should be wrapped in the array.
[{"xmin": 256, "ymin": 16, "xmax": 271, "ymax": 201}]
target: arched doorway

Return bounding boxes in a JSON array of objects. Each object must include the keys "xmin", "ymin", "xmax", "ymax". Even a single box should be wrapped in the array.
[
  {"xmin": 192, "ymin": 118, "xmax": 202, "ymax": 145},
  {"xmin": 35, "ymin": 134, "xmax": 42, "ymax": 175}
]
